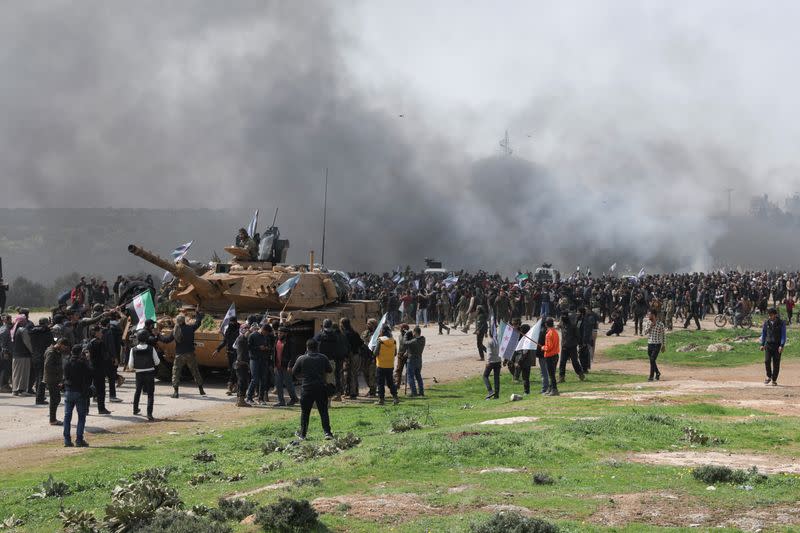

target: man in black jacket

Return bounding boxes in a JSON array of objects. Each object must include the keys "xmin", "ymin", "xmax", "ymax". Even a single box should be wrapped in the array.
[
  {"xmin": 0, "ymin": 314, "xmax": 12, "ymax": 392},
  {"xmin": 246, "ymin": 323, "xmax": 274, "ymax": 404},
  {"xmin": 292, "ymin": 339, "xmax": 334, "ymax": 441},
  {"xmin": 340, "ymin": 318, "xmax": 364, "ymax": 399},
  {"xmin": 171, "ymin": 309, "xmax": 206, "ymax": 398},
  {"xmin": 87, "ymin": 325, "xmax": 111, "ymax": 414},
  {"xmin": 63, "ymin": 345, "xmax": 92, "ymax": 447},
  {"xmin": 44, "ymin": 337, "xmax": 69, "ymax": 425},
  {"xmin": 273, "ymin": 326, "xmax": 298, "ymax": 406},
  {"xmin": 314, "ymin": 319, "xmax": 347, "ymax": 401},
  {"xmin": 212, "ymin": 317, "xmax": 240, "ymax": 396},
  {"xmin": 29, "ymin": 317, "xmax": 53, "ymax": 404},
  {"xmin": 558, "ymin": 312, "xmax": 585, "ymax": 383}
]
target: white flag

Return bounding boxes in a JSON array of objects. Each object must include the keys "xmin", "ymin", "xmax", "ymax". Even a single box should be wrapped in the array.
[
  {"xmin": 610, "ymin": 263, "xmax": 617, "ymax": 272},
  {"xmin": 637, "ymin": 267, "xmax": 646, "ymax": 279},
  {"xmin": 247, "ymin": 209, "xmax": 259, "ymax": 237},
  {"xmin": 368, "ymin": 313, "xmax": 388, "ymax": 351},
  {"xmin": 220, "ymin": 302, "xmax": 236, "ymax": 334},
  {"xmin": 515, "ymin": 318, "xmax": 542, "ymax": 351}
]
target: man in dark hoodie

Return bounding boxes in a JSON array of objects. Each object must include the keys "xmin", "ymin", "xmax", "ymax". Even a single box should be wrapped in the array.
[
  {"xmin": 63, "ymin": 344, "xmax": 92, "ymax": 447},
  {"xmin": 273, "ymin": 326, "xmax": 298, "ymax": 407},
  {"xmin": 314, "ymin": 319, "xmax": 347, "ymax": 401},
  {"xmin": 558, "ymin": 312, "xmax": 585, "ymax": 383}
]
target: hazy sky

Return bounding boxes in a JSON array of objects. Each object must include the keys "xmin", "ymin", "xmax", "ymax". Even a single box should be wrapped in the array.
[{"xmin": 3, "ymin": 1, "xmax": 800, "ymax": 272}]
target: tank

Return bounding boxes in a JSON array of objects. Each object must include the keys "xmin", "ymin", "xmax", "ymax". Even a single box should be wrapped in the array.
[{"xmin": 127, "ymin": 240, "xmax": 381, "ymax": 377}]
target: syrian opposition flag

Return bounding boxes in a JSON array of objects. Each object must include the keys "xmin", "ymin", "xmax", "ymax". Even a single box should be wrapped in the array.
[
  {"xmin": 129, "ymin": 290, "xmax": 157, "ymax": 331},
  {"xmin": 220, "ymin": 302, "xmax": 236, "ymax": 334},
  {"xmin": 443, "ymin": 275, "xmax": 459, "ymax": 288},
  {"xmin": 637, "ymin": 267, "xmax": 646, "ymax": 279},
  {"xmin": 277, "ymin": 274, "xmax": 301, "ymax": 298},
  {"xmin": 498, "ymin": 320, "xmax": 519, "ymax": 360},
  {"xmin": 368, "ymin": 312, "xmax": 388, "ymax": 351},
  {"xmin": 247, "ymin": 209, "xmax": 259, "ymax": 238},
  {"xmin": 610, "ymin": 263, "xmax": 617, "ymax": 272}
]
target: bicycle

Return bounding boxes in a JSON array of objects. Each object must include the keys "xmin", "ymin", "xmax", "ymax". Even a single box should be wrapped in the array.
[{"xmin": 713, "ymin": 306, "xmax": 753, "ymax": 329}]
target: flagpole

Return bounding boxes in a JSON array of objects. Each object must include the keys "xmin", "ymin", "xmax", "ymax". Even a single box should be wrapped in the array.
[{"xmin": 321, "ymin": 167, "xmax": 328, "ymax": 266}]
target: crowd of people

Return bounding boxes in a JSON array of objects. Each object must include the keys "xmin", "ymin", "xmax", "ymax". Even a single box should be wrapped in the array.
[{"xmin": 1, "ymin": 266, "xmax": 796, "ymax": 445}]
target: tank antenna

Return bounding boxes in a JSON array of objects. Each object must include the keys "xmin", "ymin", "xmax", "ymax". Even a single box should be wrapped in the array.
[{"xmin": 321, "ymin": 167, "xmax": 328, "ymax": 266}]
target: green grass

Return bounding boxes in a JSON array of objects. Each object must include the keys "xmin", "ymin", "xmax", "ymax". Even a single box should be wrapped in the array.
[
  {"xmin": 604, "ymin": 325, "xmax": 800, "ymax": 366},
  {"xmin": 1, "ymin": 371, "xmax": 799, "ymax": 532}
]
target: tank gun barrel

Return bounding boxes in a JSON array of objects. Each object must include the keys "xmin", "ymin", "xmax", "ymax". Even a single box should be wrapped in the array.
[
  {"xmin": 128, "ymin": 244, "xmax": 222, "ymax": 299},
  {"xmin": 128, "ymin": 244, "xmax": 178, "ymax": 275}
]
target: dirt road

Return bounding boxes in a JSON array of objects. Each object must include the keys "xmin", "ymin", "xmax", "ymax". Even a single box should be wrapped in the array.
[{"xmin": 1, "ymin": 317, "xmax": 797, "ymax": 450}]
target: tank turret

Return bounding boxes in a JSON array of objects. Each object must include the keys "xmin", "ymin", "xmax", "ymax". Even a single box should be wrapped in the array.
[{"xmin": 128, "ymin": 243, "xmax": 342, "ymax": 314}]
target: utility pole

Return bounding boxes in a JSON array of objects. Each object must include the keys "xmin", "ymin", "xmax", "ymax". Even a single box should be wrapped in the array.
[
  {"xmin": 499, "ymin": 130, "xmax": 513, "ymax": 156},
  {"xmin": 321, "ymin": 167, "xmax": 328, "ymax": 266},
  {"xmin": 724, "ymin": 188, "xmax": 734, "ymax": 217}
]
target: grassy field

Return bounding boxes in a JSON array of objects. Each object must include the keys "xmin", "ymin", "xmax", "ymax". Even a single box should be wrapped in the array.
[
  {"xmin": 603, "ymin": 324, "xmax": 800, "ymax": 367},
  {"xmin": 1, "ymin": 368, "xmax": 799, "ymax": 532}
]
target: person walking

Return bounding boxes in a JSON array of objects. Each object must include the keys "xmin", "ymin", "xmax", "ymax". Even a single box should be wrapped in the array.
[
  {"xmin": 62, "ymin": 345, "xmax": 92, "ymax": 447},
  {"xmin": 643, "ymin": 310, "xmax": 665, "ymax": 381},
  {"xmin": 515, "ymin": 323, "xmax": 535, "ymax": 395},
  {"xmin": 404, "ymin": 327, "xmax": 426, "ymax": 396},
  {"xmin": 373, "ymin": 325, "xmax": 399, "ymax": 405},
  {"xmin": 436, "ymin": 295, "xmax": 451, "ymax": 335},
  {"xmin": 171, "ymin": 309, "xmax": 206, "ymax": 398},
  {"xmin": 292, "ymin": 339, "xmax": 334, "ymax": 440},
  {"xmin": 558, "ymin": 313, "xmax": 585, "ymax": 383},
  {"xmin": 43, "ymin": 337, "xmax": 70, "ymax": 426},
  {"xmin": 212, "ymin": 315, "xmax": 240, "ymax": 396},
  {"xmin": 760, "ymin": 307, "xmax": 786, "ymax": 386},
  {"xmin": 543, "ymin": 318, "xmax": 560, "ymax": 396},
  {"xmin": 482, "ymin": 331, "xmax": 501, "ymax": 399},
  {"xmin": 127, "ymin": 330, "xmax": 160, "ymax": 421},
  {"xmin": 475, "ymin": 305, "xmax": 488, "ymax": 361},
  {"xmin": 10, "ymin": 315, "xmax": 32, "ymax": 396}
]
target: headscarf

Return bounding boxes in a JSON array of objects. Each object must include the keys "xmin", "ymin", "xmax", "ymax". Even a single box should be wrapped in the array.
[{"xmin": 10, "ymin": 315, "xmax": 26, "ymax": 341}]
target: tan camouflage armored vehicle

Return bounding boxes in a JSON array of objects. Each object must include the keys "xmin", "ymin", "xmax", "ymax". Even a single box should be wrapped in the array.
[{"xmin": 127, "ymin": 237, "xmax": 379, "ymax": 377}]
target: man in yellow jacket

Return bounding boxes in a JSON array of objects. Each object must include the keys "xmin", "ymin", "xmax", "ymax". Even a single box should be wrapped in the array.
[{"xmin": 373, "ymin": 325, "xmax": 399, "ymax": 405}]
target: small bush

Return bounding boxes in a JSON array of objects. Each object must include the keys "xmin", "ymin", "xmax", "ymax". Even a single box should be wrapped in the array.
[
  {"xmin": 0, "ymin": 516, "xmax": 24, "ymax": 530},
  {"xmin": 260, "ymin": 461, "xmax": 283, "ymax": 473},
  {"xmin": 146, "ymin": 510, "xmax": 232, "ymax": 533},
  {"xmin": 255, "ymin": 498, "xmax": 320, "ymax": 533},
  {"xmin": 284, "ymin": 433, "xmax": 361, "ymax": 462},
  {"xmin": 30, "ymin": 475, "xmax": 71, "ymax": 499},
  {"xmin": 209, "ymin": 498, "xmax": 258, "ymax": 522},
  {"xmin": 191, "ymin": 504, "xmax": 212, "ymax": 516},
  {"xmin": 60, "ymin": 508, "xmax": 100, "ymax": 533},
  {"xmin": 692, "ymin": 465, "xmax": 767, "ymax": 485},
  {"xmin": 189, "ymin": 473, "xmax": 212, "ymax": 486},
  {"xmin": 193, "ymin": 449, "xmax": 216, "ymax": 463},
  {"xmin": 261, "ymin": 439, "xmax": 284, "ymax": 455},
  {"xmin": 225, "ymin": 473, "xmax": 245, "ymax": 482},
  {"xmin": 470, "ymin": 511, "xmax": 559, "ymax": 533},
  {"xmin": 104, "ymin": 479, "xmax": 183, "ymax": 533},
  {"xmin": 390, "ymin": 414, "xmax": 423, "ymax": 433},
  {"xmin": 130, "ymin": 466, "xmax": 175, "ymax": 483},
  {"xmin": 532, "ymin": 472, "xmax": 554, "ymax": 485}
]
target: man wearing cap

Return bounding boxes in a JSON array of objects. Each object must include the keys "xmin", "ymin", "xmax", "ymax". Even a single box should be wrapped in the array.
[
  {"xmin": 128, "ymin": 329, "xmax": 160, "ymax": 421},
  {"xmin": 760, "ymin": 308, "xmax": 786, "ymax": 386},
  {"xmin": 63, "ymin": 344, "xmax": 92, "ymax": 447}
]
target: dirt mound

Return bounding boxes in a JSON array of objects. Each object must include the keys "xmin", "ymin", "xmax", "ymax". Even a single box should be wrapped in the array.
[
  {"xmin": 675, "ymin": 344, "xmax": 700, "ymax": 352},
  {"xmin": 478, "ymin": 416, "xmax": 539, "ymax": 426},
  {"xmin": 628, "ymin": 451, "xmax": 800, "ymax": 474},
  {"xmin": 312, "ymin": 493, "xmax": 444, "ymax": 521},
  {"xmin": 589, "ymin": 490, "xmax": 800, "ymax": 530}
]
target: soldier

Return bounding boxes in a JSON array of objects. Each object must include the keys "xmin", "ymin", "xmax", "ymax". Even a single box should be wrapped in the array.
[
  {"xmin": 453, "ymin": 292, "xmax": 469, "ymax": 331},
  {"xmin": 436, "ymin": 294, "xmax": 451, "ymax": 335},
  {"xmin": 171, "ymin": 308, "xmax": 206, "ymax": 398},
  {"xmin": 360, "ymin": 318, "xmax": 378, "ymax": 397},
  {"xmin": 664, "ymin": 297, "xmax": 675, "ymax": 331}
]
